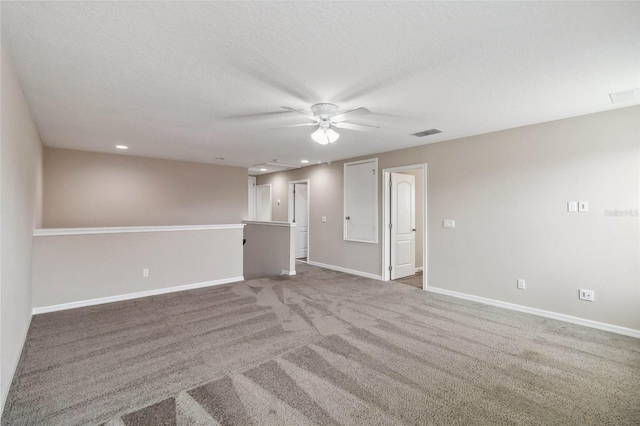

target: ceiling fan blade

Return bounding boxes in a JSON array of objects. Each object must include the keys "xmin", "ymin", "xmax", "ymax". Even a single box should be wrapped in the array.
[
  {"xmin": 333, "ymin": 122, "xmax": 379, "ymax": 131},
  {"xmin": 332, "ymin": 107, "xmax": 372, "ymax": 122},
  {"xmin": 280, "ymin": 106, "xmax": 317, "ymax": 120},
  {"xmin": 269, "ymin": 122, "xmax": 318, "ymax": 129}
]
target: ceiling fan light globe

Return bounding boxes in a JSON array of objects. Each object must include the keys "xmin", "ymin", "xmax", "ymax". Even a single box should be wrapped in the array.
[
  {"xmin": 326, "ymin": 128, "xmax": 340, "ymax": 143},
  {"xmin": 311, "ymin": 127, "xmax": 329, "ymax": 145}
]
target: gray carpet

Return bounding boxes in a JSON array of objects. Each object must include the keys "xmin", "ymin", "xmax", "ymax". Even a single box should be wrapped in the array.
[{"xmin": 3, "ymin": 263, "xmax": 639, "ymax": 425}]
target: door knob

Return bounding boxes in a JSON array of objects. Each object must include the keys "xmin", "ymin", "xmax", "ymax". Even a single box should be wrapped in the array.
[
  {"xmin": 412, "ymin": 228, "xmax": 416, "ymax": 231},
  {"xmin": 345, "ymin": 216, "xmax": 350, "ymax": 220}
]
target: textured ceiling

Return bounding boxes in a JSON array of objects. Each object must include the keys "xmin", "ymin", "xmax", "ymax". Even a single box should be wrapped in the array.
[{"xmin": 2, "ymin": 2, "xmax": 639, "ymax": 173}]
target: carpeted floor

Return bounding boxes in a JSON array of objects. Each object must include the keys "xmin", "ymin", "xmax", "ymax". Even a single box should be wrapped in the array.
[{"xmin": 3, "ymin": 263, "xmax": 640, "ymax": 425}]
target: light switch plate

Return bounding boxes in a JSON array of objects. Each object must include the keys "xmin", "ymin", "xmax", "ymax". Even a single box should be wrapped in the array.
[
  {"xmin": 578, "ymin": 201, "xmax": 588, "ymax": 212},
  {"xmin": 579, "ymin": 289, "xmax": 594, "ymax": 302},
  {"xmin": 322, "ymin": 216, "xmax": 327, "ymax": 223},
  {"xmin": 517, "ymin": 279, "xmax": 525, "ymax": 290},
  {"xmin": 567, "ymin": 201, "xmax": 578, "ymax": 212},
  {"xmin": 443, "ymin": 220, "xmax": 455, "ymax": 228}
]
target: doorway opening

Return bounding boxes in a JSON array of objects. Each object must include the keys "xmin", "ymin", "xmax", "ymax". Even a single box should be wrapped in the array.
[
  {"xmin": 382, "ymin": 164, "xmax": 427, "ymax": 290},
  {"xmin": 288, "ymin": 179, "xmax": 310, "ymax": 263},
  {"xmin": 248, "ymin": 177, "xmax": 257, "ymax": 220},
  {"xmin": 256, "ymin": 184, "xmax": 272, "ymax": 221}
]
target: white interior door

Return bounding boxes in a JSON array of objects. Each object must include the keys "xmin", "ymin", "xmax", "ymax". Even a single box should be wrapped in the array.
[
  {"xmin": 248, "ymin": 177, "xmax": 256, "ymax": 220},
  {"xmin": 391, "ymin": 172, "xmax": 415, "ymax": 279},
  {"xmin": 256, "ymin": 184, "xmax": 272, "ymax": 221},
  {"xmin": 293, "ymin": 183, "xmax": 308, "ymax": 259}
]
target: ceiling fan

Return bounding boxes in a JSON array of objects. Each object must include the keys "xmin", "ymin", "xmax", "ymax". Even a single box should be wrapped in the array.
[{"xmin": 271, "ymin": 103, "xmax": 378, "ymax": 145}]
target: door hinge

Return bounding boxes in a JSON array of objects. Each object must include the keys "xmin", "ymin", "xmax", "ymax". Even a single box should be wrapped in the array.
[
  {"xmin": 372, "ymin": 169, "xmax": 376, "ymax": 175},
  {"xmin": 389, "ymin": 179, "xmax": 392, "ymax": 187},
  {"xmin": 388, "ymin": 266, "xmax": 392, "ymax": 271},
  {"xmin": 389, "ymin": 223, "xmax": 392, "ymax": 229}
]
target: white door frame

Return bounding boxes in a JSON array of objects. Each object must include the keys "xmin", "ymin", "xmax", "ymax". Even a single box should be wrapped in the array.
[
  {"xmin": 382, "ymin": 164, "xmax": 427, "ymax": 290},
  {"xmin": 288, "ymin": 179, "xmax": 311, "ymax": 262}
]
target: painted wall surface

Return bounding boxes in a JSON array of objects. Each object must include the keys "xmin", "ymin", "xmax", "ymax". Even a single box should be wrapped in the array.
[
  {"xmin": 258, "ymin": 106, "xmax": 640, "ymax": 330},
  {"xmin": 0, "ymin": 43, "xmax": 43, "ymax": 410},
  {"xmin": 43, "ymin": 148, "xmax": 248, "ymax": 228},
  {"xmin": 260, "ymin": 161, "xmax": 383, "ymax": 276},
  {"xmin": 32, "ymin": 228, "xmax": 244, "ymax": 308},
  {"xmin": 243, "ymin": 222, "xmax": 295, "ymax": 280}
]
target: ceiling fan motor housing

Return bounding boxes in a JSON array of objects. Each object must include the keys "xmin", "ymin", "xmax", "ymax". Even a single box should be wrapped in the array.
[{"xmin": 311, "ymin": 103, "xmax": 338, "ymax": 119}]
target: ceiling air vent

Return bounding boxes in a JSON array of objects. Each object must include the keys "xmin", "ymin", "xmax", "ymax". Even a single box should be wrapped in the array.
[{"xmin": 412, "ymin": 128, "xmax": 442, "ymax": 137}]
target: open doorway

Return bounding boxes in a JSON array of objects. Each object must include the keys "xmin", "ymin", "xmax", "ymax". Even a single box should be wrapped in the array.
[
  {"xmin": 288, "ymin": 179, "xmax": 310, "ymax": 262},
  {"xmin": 256, "ymin": 184, "xmax": 272, "ymax": 221},
  {"xmin": 248, "ymin": 177, "xmax": 256, "ymax": 220},
  {"xmin": 382, "ymin": 164, "xmax": 427, "ymax": 290}
]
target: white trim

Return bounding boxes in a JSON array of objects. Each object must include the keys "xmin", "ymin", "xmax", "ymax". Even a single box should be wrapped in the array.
[
  {"xmin": 243, "ymin": 220, "xmax": 294, "ymax": 227},
  {"xmin": 281, "ymin": 270, "xmax": 297, "ymax": 276},
  {"xmin": 32, "ymin": 276, "xmax": 245, "ymax": 315},
  {"xmin": 427, "ymin": 286, "xmax": 640, "ymax": 339},
  {"xmin": 34, "ymin": 224, "xmax": 245, "ymax": 237},
  {"xmin": 1, "ymin": 313, "xmax": 32, "ymax": 416},
  {"xmin": 382, "ymin": 163, "xmax": 428, "ymax": 290},
  {"xmin": 307, "ymin": 260, "xmax": 383, "ymax": 281},
  {"xmin": 344, "ymin": 158, "xmax": 379, "ymax": 244}
]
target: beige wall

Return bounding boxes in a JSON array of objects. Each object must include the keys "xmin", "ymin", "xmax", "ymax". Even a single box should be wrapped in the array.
[
  {"xmin": 258, "ymin": 106, "xmax": 640, "ymax": 330},
  {"xmin": 32, "ymin": 228, "xmax": 244, "ymax": 308},
  {"xmin": 260, "ymin": 163, "xmax": 383, "ymax": 276},
  {"xmin": 243, "ymin": 222, "xmax": 295, "ymax": 280},
  {"xmin": 0, "ymin": 43, "xmax": 43, "ymax": 410},
  {"xmin": 43, "ymin": 148, "xmax": 248, "ymax": 228}
]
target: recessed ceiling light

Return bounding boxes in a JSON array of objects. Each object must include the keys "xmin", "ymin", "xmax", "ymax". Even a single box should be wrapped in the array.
[
  {"xmin": 609, "ymin": 88, "xmax": 640, "ymax": 104},
  {"xmin": 115, "ymin": 145, "xmax": 128, "ymax": 150},
  {"xmin": 301, "ymin": 160, "xmax": 309, "ymax": 164},
  {"xmin": 259, "ymin": 168, "xmax": 267, "ymax": 172}
]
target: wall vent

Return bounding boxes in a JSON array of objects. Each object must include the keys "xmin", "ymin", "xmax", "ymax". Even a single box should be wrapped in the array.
[{"xmin": 412, "ymin": 128, "xmax": 442, "ymax": 137}]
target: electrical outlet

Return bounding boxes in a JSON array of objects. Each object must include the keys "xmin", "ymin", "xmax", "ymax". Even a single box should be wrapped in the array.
[
  {"xmin": 443, "ymin": 220, "xmax": 455, "ymax": 228},
  {"xmin": 579, "ymin": 289, "xmax": 594, "ymax": 302},
  {"xmin": 143, "ymin": 269, "xmax": 149, "ymax": 277},
  {"xmin": 517, "ymin": 279, "xmax": 526, "ymax": 290},
  {"xmin": 322, "ymin": 216, "xmax": 327, "ymax": 223}
]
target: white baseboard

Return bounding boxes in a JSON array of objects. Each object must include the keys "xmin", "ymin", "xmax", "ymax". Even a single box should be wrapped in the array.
[
  {"xmin": 281, "ymin": 269, "xmax": 297, "ymax": 276},
  {"xmin": 1, "ymin": 313, "xmax": 32, "ymax": 417},
  {"xmin": 427, "ymin": 286, "xmax": 640, "ymax": 339},
  {"xmin": 32, "ymin": 276, "xmax": 245, "ymax": 315},
  {"xmin": 307, "ymin": 261, "xmax": 383, "ymax": 281}
]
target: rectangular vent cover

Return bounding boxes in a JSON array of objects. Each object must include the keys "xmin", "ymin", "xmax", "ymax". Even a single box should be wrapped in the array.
[{"xmin": 412, "ymin": 128, "xmax": 442, "ymax": 137}]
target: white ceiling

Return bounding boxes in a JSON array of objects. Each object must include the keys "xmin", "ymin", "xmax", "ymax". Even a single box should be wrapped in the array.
[{"xmin": 2, "ymin": 2, "xmax": 639, "ymax": 174}]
